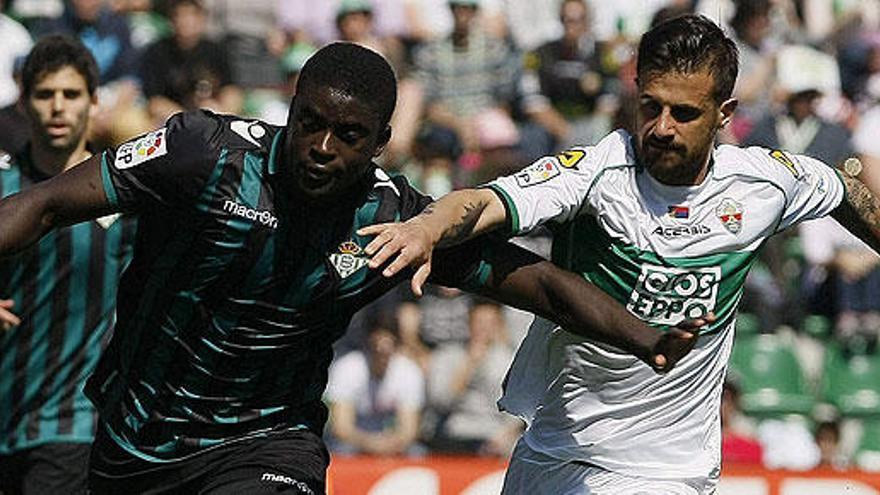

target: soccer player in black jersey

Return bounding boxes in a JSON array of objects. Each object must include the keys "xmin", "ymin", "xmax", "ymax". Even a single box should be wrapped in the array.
[
  {"xmin": 0, "ymin": 36, "xmax": 135, "ymax": 495},
  {"xmin": 0, "ymin": 42, "xmax": 710, "ymax": 494}
]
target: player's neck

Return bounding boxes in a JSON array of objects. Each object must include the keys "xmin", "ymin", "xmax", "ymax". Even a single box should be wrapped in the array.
[{"xmin": 30, "ymin": 140, "xmax": 91, "ymax": 177}]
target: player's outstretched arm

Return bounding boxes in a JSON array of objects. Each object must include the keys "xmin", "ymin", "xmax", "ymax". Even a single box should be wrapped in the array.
[
  {"xmin": 832, "ymin": 155, "xmax": 880, "ymax": 253},
  {"xmin": 478, "ymin": 243, "xmax": 714, "ymax": 373},
  {"xmin": 0, "ymin": 155, "xmax": 113, "ymax": 258},
  {"xmin": 359, "ymin": 188, "xmax": 505, "ymax": 295}
]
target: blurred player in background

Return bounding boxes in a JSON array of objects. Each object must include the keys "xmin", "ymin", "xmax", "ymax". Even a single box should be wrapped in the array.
[
  {"xmin": 0, "ymin": 42, "xmax": 707, "ymax": 494},
  {"xmin": 360, "ymin": 14, "xmax": 880, "ymax": 494},
  {"xmin": 0, "ymin": 35, "xmax": 135, "ymax": 495}
]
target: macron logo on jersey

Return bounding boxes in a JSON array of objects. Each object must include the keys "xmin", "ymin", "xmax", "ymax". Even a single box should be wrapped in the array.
[
  {"xmin": 223, "ymin": 200, "xmax": 278, "ymax": 229},
  {"xmin": 260, "ymin": 473, "xmax": 314, "ymax": 494}
]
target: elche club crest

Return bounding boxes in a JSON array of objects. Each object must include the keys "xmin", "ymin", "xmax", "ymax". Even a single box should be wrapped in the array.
[
  {"xmin": 716, "ymin": 198, "xmax": 743, "ymax": 234},
  {"xmin": 330, "ymin": 240, "xmax": 369, "ymax": 279}
]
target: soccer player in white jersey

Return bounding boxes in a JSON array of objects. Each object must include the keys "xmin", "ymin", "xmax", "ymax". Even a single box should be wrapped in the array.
[{"xmin": 359, "ymin": 14, "xmax": 880, "ymax": 495}]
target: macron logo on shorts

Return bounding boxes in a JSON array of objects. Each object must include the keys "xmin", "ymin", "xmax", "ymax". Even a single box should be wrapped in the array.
[{"xmin": 261, "ymin": 473, "xmax": 315, "ymax": 494}]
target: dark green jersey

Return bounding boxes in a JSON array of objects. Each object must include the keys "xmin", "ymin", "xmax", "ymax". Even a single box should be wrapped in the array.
[
  {"xmin": 91, "ymin": 111, "xmax": 489, "ymax": 462},
  {"xmin": 0, "ymin": 150, "xmax": 136, "ymax": 453}
]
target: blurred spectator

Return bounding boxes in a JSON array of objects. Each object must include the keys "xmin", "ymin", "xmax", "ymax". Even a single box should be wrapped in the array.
[
  {"xmin": 589, "ymin": 0, "xmax": 675, "ymax": 42},
  {"xmin": 758, "ymin": 416, "xmax": 822, "ymax": 470},
  {"xmin": 33, "ymin": 0, "xmax": 147, "ymax": 143},
  {"xmin": 252, "ymin": 41, "xmax": 315, "ymax": 126},
  {"xmin": 8, "ymin": 0, "xmax": 63, "ymax": 21},
  {"xmin": 800, "ymin": 216, "xmax": 880, "ymax": 349},
  {"xmin": 519, "ymin": 0, "xmax": 615, "ymax": 151},
  {"xmin": 333, "ymin": 0, "xmax": 421, "ymax": 167},
  {"xmin": 0, "ymin": 104, "xmax": 29, "ymax": 156},
  {"xmin": 729, "ymin": 0, "xmax": 777, "ymax": 139},
  {"xmin": 402, "ymin": 123, "xmax": 461, "ymax": 199},
  {"xmin": 395, "ymin": 300, "xmax": 430, "ymax": 372},
  {"xmin": 203, "ymin": 0, "xmax": 285, "ymax": 87},
  {"xmin": 501, "ymin": 0, "xmax": 563, "ymax": 52},
  {"xmin": 141, "ymin": 0, "xmax": 242, "ymax": 125},
  {"xmin": 277, "ymin": 0, "xmax": 336, "ymax": 45},
  {"xmin": 419, "ymin": 286, "xmax": 471, "ymax": 347},
  {"xmin": 326, "ymin": 323, "xmax": 425, "ymax": 456},
  {"xmin": 413, "ymin": 0, "xmax": 519, "ymax": 162},
  {"xmin": 278, "ymin": 0, "xmax": 423, "ymax": 45},
  {"xmin": 744, "ymin": 45, "xmax": 853, "ymax": 165},
  {"xmin": 426, "ymin": 300, "xmax": 522, "ymax": 456},
  {"xmin": 336, "ymin": 0, "xmax": 403, "ymax": 63},
  {"xmin": 34, "ymin": 0, "xmax": 138, "ymax": 85},
  {"xmin": 0, "ymin": 0, "xmax": 33, "ymax": 107},
  {"xmin": 649, "ymin": 4, "xmax": 693, "ymax": 28},
  {"xmin": 816, "ymin": 419, "xmax": 848, "ymax": 469},
  {"xmin": 111, "ymin": 0, "xmax": 172, "ymax": 51},
  {"xmin": 720, "ymin": 380, "xmax": 763, "ymax": 464}
]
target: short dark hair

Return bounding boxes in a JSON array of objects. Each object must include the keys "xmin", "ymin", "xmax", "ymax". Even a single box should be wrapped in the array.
[
  {"xmin": 296, "ymin": 42, "xmax": 397, "ymax": 128},
  {"xmin": 637, "ymin": 14, "xmax": 738, "ymax": 103},
  {"xmin": 21, "ymin": 34, "xmax": 99, "ymax": 98}
]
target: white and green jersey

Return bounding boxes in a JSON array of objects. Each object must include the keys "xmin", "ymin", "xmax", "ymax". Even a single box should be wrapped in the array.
[{"xmin": 489, "ymin": 130, "xmax": 846, "ymax": 480}]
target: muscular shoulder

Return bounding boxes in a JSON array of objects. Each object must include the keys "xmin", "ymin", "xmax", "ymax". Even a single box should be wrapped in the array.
[
  {"xmin": 359, "ymin": 169, "xmax": 431, "ymax": 224},
  {"xmin": 163, "ymin": 111, "xmax": 281, "ymax": 155},
  {"xmin": 549, "ymin": 129, "xmax": 635, "ymax": 182},
  {"xmin": 713, "ymin": 144, "xmax": 822, "ymax": 188}
]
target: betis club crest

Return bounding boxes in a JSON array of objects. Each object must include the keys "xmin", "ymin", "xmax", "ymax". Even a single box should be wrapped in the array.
[
  {"xmin": 716, "ymin": 198, "xmax": 744, "ymax": 234},
  {"xmin": 330, "ymin": 240, "xmax": 369, "ymax": 279}
]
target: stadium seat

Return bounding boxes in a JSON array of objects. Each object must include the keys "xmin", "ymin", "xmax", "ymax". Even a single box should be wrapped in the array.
[
  {"xmin": 735, "ymin": 312, "xmax": 761, "ymax": 337},
  {"xmin": 856, "ymin": 420, "xmax": 880, "ymax": 471},
  {"xmin": 728, "ymin": 334, "xmax": 815, "ymax": 417},
  {"xmin": 801, "ymin": 314, "xmax": 832, "ymax": 340},
  {"xmin": 821, "ymin": 345, "xmax": 880, "ymax": 417}
]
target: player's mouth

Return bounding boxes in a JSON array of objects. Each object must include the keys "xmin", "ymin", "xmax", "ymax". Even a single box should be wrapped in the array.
[
  {"xmin": 646, "ymin": 139, "xmax": 682, "ymax": 153},
  {"xmin": 301, "ymin": 163, "xmax": 333, "ymax": 189},
  {"xmin": 46, "ymin": 122, "xmax": 70, "ymax": 137}
]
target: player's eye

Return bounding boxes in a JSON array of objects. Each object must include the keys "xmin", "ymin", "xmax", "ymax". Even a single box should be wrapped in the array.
[
  {"xmin": 639, "ymin": 100, "xmax": 661, "ymax": 120},
  {"xmin": 336, "ymin": 125, "xmax": 366, "ymax": 145},
  {"xmin": 671, "ymin": 106, "xmax": 701, "ymax": 123},
  {"xmin": 32, "ymin": 89, "xmax": 53, "ymax": 100},
  {"xmin": 63, "ymin": 89, "xmax": 82, "ymax": 99},
  {"xmin": 300, "ymin": 116, "xmax": 322, "ymax": 133}
]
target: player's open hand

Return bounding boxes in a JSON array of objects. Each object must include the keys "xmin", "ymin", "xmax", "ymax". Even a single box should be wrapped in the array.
[
  {"xmin": 0, "ymin": 299, "xmax": 21, "ymax": 331},
  {"xmin": 357, "ymin": 220, "xmax": 438, "ymax": 297},
  {"xmin": 649, "ymin": 312, "xmax": 716, "ymax": 374}
]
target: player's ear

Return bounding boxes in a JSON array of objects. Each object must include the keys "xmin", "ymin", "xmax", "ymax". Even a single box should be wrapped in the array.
[
  {"xmin": 373, "ymin": 125, "xmax": 392, "ymax": 158},
  {"xmin": 89, "ymin": 91, "xmax": 99, "ymax": 120},
  {"xmin": 719, "ymin": 98, "xmax": 737, "ymax": 128}
]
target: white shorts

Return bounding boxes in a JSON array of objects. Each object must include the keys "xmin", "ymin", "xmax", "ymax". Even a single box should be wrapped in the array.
[{"xmin": 501, "ymin": 437, "xmax": 717, "ymax": 495}]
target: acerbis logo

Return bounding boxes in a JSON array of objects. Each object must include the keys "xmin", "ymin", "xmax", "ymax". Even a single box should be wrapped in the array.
[
  {"xmin": 652, "ymin": 225, "xmax": 711, "ymax": 238},
  {"xmin": 223, "ymin": 200, "xmax": 278, "ymax": 229},
  {"xmin": 261, "ymin": 473, "xmax": 315, "ymax": 494}
]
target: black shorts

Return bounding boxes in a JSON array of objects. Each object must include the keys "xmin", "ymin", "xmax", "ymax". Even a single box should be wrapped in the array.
[
  {"xmin": 87, "ymin": 426, "xmax": 329, "ymax": 495},
  {"xmin": 0, "ymin": 442, "xmax": 91, "ymax": 495}
]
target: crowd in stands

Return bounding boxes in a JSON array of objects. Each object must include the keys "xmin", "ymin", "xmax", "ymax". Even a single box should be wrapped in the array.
[{"xmin": 2, "ymin": 0, "xmax": 880, "ymax": 471}]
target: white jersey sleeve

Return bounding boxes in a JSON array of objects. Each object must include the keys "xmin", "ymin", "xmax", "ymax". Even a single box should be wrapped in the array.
[
  {"xmin": 760, "ymin": 148, "xmax": 847, "ymax": 231},
  {"xmin": 487, "ymin": 130, "xmax": 632, "ymax": 235}
]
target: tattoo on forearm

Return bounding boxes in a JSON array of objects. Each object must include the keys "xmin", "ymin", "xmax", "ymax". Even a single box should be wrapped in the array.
[
  {"xmin": 834, "ymin": 175, "xmax": 880, "ymax": 255},
  {"xmin": 438, "ymin": 201, "xmax": 486, "ymax": 248},
  {"xmin": 846, "ymin": 176, "xmax": 880, "ymax": 229}
]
